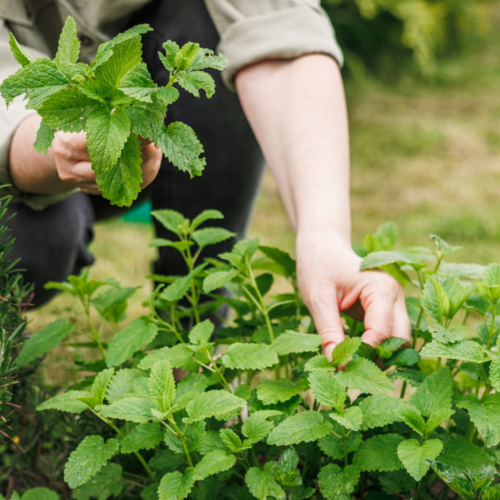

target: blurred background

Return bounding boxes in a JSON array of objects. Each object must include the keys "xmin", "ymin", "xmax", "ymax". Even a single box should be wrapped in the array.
[{"xmin": 30, "ymin": 0, "xmax": 500, "ymax": 332}]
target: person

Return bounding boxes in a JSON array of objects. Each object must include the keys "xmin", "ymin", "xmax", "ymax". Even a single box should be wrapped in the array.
[{"xmin": 0, "ymin": 0, "xmax": 411, "ymax": 358}]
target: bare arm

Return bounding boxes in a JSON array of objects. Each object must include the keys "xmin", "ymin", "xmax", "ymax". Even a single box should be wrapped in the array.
[
  {"xmin": 9, "ymin": 114, "xmax": 161, "ymax": 196},
  {"xmin": 236, "ymin": 54, "xmax": 411, "ymax": 356}
]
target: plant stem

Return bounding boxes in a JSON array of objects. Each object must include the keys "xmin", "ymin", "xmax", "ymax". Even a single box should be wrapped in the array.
[
  {"xmin": 486, "ymin": 310, "xmax": 496, "ymax": 349},
  {"xmin": 401, "ymin": 306, "xmax": 424, "ymax": 399},
  {"xmin": 414, "ymin": 478, "xmax": 423, "ymax": 500},
  {"xmin": 341, "ymin": 426, "xmax": 349, "ymax": 467},
  {"xmin": 84, "ymin": 304, "xmax": 106, "ymax": 359}
]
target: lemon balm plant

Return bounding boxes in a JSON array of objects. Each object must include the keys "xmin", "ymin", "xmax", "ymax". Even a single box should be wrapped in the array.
[
  {"xmin": 14, "ymin": 209, "xmax": 500, "ymax": 500},
  {"xmin": 0, "ymin": 17, "xmax": 227, "ymax": 207}
]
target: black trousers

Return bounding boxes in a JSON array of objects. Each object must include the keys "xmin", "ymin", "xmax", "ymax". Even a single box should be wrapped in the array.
[{"xmin": 6, "ymin": 0, "xmax": 265, "ymax": 307}]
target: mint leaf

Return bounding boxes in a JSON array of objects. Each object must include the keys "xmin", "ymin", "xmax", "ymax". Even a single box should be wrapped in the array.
[
  {"xmin": 398, "ymin": 404, "xmax": 426, "ymax": 436},
  {"xmin": 308, "ymin": 370, "xmax": 346, "ymax": 413},
  {"xmin": 152, "ymin": 209, "xmax": 187, "ymax": 234},
  {"xmin": 148, "ymin": 360, "xmax": 176, "ymax": 411},
  {"xmin": 257, "ymin": 379, "xmax": 308, "ymax": 405},
  {"xmin": 97, "ymin": 397, "xmax": 154, "ymax": 423},
  {"xmin": 420, "ymin": 340, "xmax": 487, "ymax": 363},
  {"xmin": 271, "ymin": 331, "xmax": 322, "ymax": 356},
  {"xmin": 318, "ymin": 464, "xmax": 360, "ymax": 500},
  {"xmin": 120, "ymin": 423, "xmax": 164, "ymax": 454},
  {"xmin": 21, "ymin": 489, "xmax": 58, "ymax": 500},
  {"xmin": 158, "ymin": 122, "xmax": 205, "ymax": 176},
  {"xmin": 118, "ymin": 63, "xmax": 157, "ymax": 102},
  {"xmin": 157, "ymin": 86, "xmax": 180, "ymax": 106},
  {"xmin": 410, "ymin": 367, "xmax": 453, "ymax": 417},
  {"xmin": 96, "ymin": 132, "xmax": 142, "ymax": 207},
  {"xmin": 72, "ymin": 463, "xmax": 124, "ymax": 500},
  {"xmin": 158, "ymin": 468, "xmax": 195, "ymax": 500},
  {"xmin": 34, "ymin": 122, "xmax": 56, "ymax": 154},
  {"xmin": 304, "ymin": 355, "xmax": 331, "ymax": 372},
  {"xmin": 241, "ymin": 410, "xmax": 282, "ymax": 444},
  {"xmin": 86, "ymin": 107, "xmax": 131, "ymax": 175},
  {"xmin": 397, "ymin": 438, "xmax": 443, "ymax": 481},
  {"xmin": 336, "ymin": 358, "xmax": 394, "ymax": 395},
  {"xmin": 318, "ymin": 430, "xmax": 362, "ymax": 460},
  {"xmin": 429, "ymin": 324, "xmax": 468, "ymax": 343},
  {"xmin": 9, "ymin": 32, "xmax": 34, "ymax": 67},
  {"xmin": 329, "ymin": 406, "xmax": 363, "ymax": 431},
  {"xmin": 354, "ymin": 434, "xmax": 405, "ymax": 472},
  {"xmin": 190, "ymin": 48, "xmax": 228, "ymax": 71},
  {"xmin": 193, "ymin": 450, "xmax": 236, "ymax": 480},
  {"xmin": 422, "ymin": 278, "xmax": 450, "ymax": 323},
  {"xmin": 246, "ymin": 464, "xmax": 285, "ymax": 500},
  {"xmin": 426, "ymin": 460, "xmax": 475, "ymax": 500},
  {"xmin": 64, "ymin": 436, "xmax": 119, "ymax": 489},
  {"xmin": 17, "ymin": 318, "xmax": 74, "ymax": 367},
  {"xmin": 178, "ymin": 71, "xmax": 215, "ymax": 98},
  {"xmin": 439, "ymin": 437, "xmax": 494, "ymax": 473},
  {"xmin": 359, "ymin": 395, "xmax": 406, "ymax": 429},
  {"xmin": 188, "ymin": 320, "xmax": 215, "ymax": 346},
  {"xmin": 186, "ymin": 390, "xmax": 245, "ymax": 422},
  {"xmin": 54, "ymin": 16, "xmax": 80, "ymax": 67},
  {"xmin": 202, "ymin": 269, "xmax": 238, "ymax": 293},
  {"xmin": 267, "ymin": 411, "xmax": 331, "ymax": 446},
  {"xmin": 221, "ymin": 343, "xmax": 278, "ymax": 370},
  {"xmin": 106, "ymin": 368, "xmax": 146, "ymax": 403},
  {"xmin": 125, "ymin": 95, "xmax": 166, "ymax": 143},
  {"xmin": 37, "ymin": 391, "xmax": 90, "ymax": 414},
  {"xmin": 332, "ymin": 338, "xmax": 363, "ymax": 366},
  {"xmin": 91, "ymin": 368, "xmax": 115, "ymax": 406},
  {"xmin": 192, "ymin": 227, "xmax": 235, "ymax": 247},
  {"xmin": 106, "ymin": 318, "xmax": 158, "ymax": 367}
]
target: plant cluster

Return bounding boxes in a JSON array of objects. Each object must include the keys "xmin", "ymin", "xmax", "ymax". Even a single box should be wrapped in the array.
[
  {"xmin": 8, "ymin": 209, "xmax": 499, "ymax": 499},
  {"xmin": 0, "ymin": 17, "xmax": 227, "ymax": 207}
]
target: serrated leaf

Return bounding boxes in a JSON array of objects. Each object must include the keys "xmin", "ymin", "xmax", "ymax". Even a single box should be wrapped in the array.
[
  {"xmin": 304, "ymin": 355, "xmax": 331, "ymax": 371},
  {"xmin": 318, "ymin": 464, "xmax": 360, "ymax": 500},
  {"xmin": 17, "ymin": 318, "xmax": 74, "ymax": 367},
  {"xmin": 86, "ymin": 107, "xmax": 131, "ymax": 174},
  {"xmin": 361, "ymin": 249, "xmax": 434, "ymax": 270},
  {"xmin": 354, "ymin": 434, "xmax": 404, "ymax": 472},
  {"xmin": 267, "ymin": 411, "xmax": 331, "ymax": 446},
  {"xmin": 336, "ymin": 358, "xmax": 393, "ymax": 395},
  {"xmin": 359, "ymin": 395, "xmax": 406, "ymax": 429},
  {"xmin": 37, "ymin": 390, "xmax": 90, "ymax": 414},
  {"xmin": 55, "ymin": 16, "xmax": 80, "ymax": 67},
  {"xmin": 64, "ymin": 436, "xmax": 119, "ymax": 489},
  {"xmin": 152, "ymin": 209, "xmax": 187, "ymax": 235},
  {"xmin": 34, "ymin": 122, "xmax": 55, "ymax": 154},
  {"xmin": 420, "ymin": 340, "xmax": 487, "ymax": 363},
  {"xmin": 271, "ymin": 331, "xmax": 322, "ymax": 356},
  {"xmin": 439, "ymin": 437, "xmax": 494, "ymax": 473},
  {"xmin": 389, "ymin": 369, "xmax": 427, "ymax": 387},
  {"xmin": 96, "ymin": 132, "xmax": 142, "ymax": 207},
  {"xmin": 219, "ymin": 428, "xmax": 243, "ymax": 453},
  {"xmin": 97, "ymin": 397, "xmax": 154, "ymax": 423},
  {"xmin": 144, "ymin": 344, "xmax": 197, "ymax": 372},
  {"xmin": 202, "ymin": 269, "xmax": 238, "ymax": 293},
  {"xmin": 178, "ymin": 71, "xmax": 215, "ymax": 98},
  {"xmin": 318, "ymin": 431, "xmax": 362, "ymax": 460},
  {"xmin": 158, "ymin": 468, "xmax": 195, "ymax": 500},
  {"xmin": 121, "ymin": 423, "xmax": 164, "ymax": 454},
  {"xmin": 422, "ymin": 278, "xmax": 450, "ymax": 323},
  {"xmin": 186, "ymin": 390, "xmax": 245, "ymax": 422},
  {"xmin": 157, "ymin": 85, "xmax": 180, "ymax": 106},
  {"xmin": 456, "ymin": 393, "xmax": 500, "ymax": 447},
  {"xmin": 164, "ymin": 421, "xmax": 205, "ymax": 454},
  {"xmin": 72, "ymin": 463, "xmax": 124, "ymax": 500},
  {"xmin": 190, "ymin": 48, "xmax": 228, "ymax": 71},
  {"xmin": 431, "ymin": 234, "xmax": 461, "ymax": 256},
  {"xmin": 222, "ymin": 343, "xmax": 278, "ymax": 370},
  {"xmin": 106, "ymin": 318, "xmax": 158, "ymax": 367},
  {"xmin": 332, "ymin": 338, "xmax": 363, "ymax": 366},
  {"xmin": 429, "ymin": 324, "xmax": 468, "ymax": 344},
  {"xmin": 148, "ymin": 360, "xmax": 176, "ymax": 411},
  {"xmin": 426, "ymin": 460, "xmax": 475, "ymax": 500},
  {"xmin": 192, "ymin": 227, "xmax": 235, "ymax": 247},
  {"xmin": 118, "ymin": 62, "xmax": 156, "ymax": 102},
  {"xmin": 188, "ymin": 319, "xmax": 214, "ymax": 345},
  {"xmin": 91, "ymin": 368, "xmax": 115, "ymax": 406},
  {"xmin": 397, "ymin": 439, "xmax": 443, "ymax": 481},
  {"xmin": 259, "ymin": 246, "xmax": 296, "ymax": 278},
  {"xmin": 9, "ymin": 32, "xmax": 34, "ymax": 67},
  {"xmin": 410, "ymin": 367, "xmax": 453, "ymax": 417},
  {"xmin": 424, "ymin": 407, "xmax": 455, "ymax": 435},
  {"xmin": 257, "ymin": 379, "xmax": 308, "ymax": 405},
  {"xmin": 308, "ymin": 370, "xmax": 346, "ymax": 413},
  {"xmin": 329, "ymin": 406, "xmax": 363, "ymax": 431},
  {"xmin": 106, "ymin": 368, "xmax": 146, "ymax": 403},
  {"xmin": 158, "ymin": 122, "xmax": 205, "ymax": 176},
  {"xmin": 193, "ymin": 449, "xmax": 236, "ymax": 480},
  {"xmin": 241, "ymin": 410, "xmax": 282, "ymax": 444},
  {"xmin": 490, "ymin": 359, "xmax": 500, "ymax": 392},
  {"xmin": 21, "ymin": 489, "xmax": 58, "ymax": 500},
  {"xmin": 125, "ymin": 94, "xmax": 166, "ymax": 143},
  {"xmin": 246, "ymin": 465, "xmax": 284, "ymax": 500},
  {"xmin": 398, "ymin": 404, "xmax": 426, "ymax": 436}
]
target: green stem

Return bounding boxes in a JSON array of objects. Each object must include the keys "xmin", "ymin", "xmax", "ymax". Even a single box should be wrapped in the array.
[
  {"xmin": 414, "ymin": 477, "xmax": 424, "ymax": 500},
  {"xmin": 401, "ymin": 307, "xmax": 424, "ymax": 400},
  {"xmin": 341, "ymin": 426, "xmax": 349, "ymax": 467},
  {"xmin": 441, "ymin": 485, "xmax": 449, "ymax": 500},
  {"xmin": 209, "ymin": 357, "xmax": 232, "ymax": 392},
  {"xmin": 486, "ymin": 310, "xmax": 496, "ymax": 350},
  {"xmin": 84, "ymin": 305, "xmax": 106, "ymax": 359},
  {"xmin": 124, "ymin": 479, "xmax": 145, "ymax": 488}
]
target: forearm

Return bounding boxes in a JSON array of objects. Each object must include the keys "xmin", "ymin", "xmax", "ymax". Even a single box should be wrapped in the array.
[
  {"xmin": 9, "ymin": 114, "xmax": 71, "ymax": 195},
  {"xmin": 236, "ymin": 54, "xmax": 351, "ymax": 243}
]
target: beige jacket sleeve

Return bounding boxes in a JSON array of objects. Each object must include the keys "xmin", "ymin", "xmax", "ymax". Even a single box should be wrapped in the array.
[
  {"xmin": 205, "ymin": 0, "xmax": 344, "ymax": 90},
  {"xmin": 0, "ymin": 20, "xmax": 74, "ymax": 210}
]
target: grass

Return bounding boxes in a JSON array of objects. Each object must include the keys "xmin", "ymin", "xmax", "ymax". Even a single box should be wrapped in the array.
[{"xmin": 28, "ymin": 3, "xmax": 500, "ymax": 382}]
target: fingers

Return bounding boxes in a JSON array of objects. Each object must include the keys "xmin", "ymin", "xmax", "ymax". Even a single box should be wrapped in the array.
[
  {"xmin": 391, "ymin": 291, "xmax": 412, "ymax": 346},
  {"xmin": 304, "ymin": 285, "xmax": 346, "ymax": 360},
  {"xmin": 140, "ymin": 144, "xmax": 162, "ymax": 189}
]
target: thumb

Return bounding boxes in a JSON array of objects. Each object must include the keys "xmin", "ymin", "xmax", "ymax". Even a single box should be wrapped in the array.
[{"xmin": 305, "ymin": 286, "xmax": 346, "ymax": 361}]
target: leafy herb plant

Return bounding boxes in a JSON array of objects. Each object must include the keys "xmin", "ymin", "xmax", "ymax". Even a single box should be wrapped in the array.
[
  {"xmin": 15, "ymin": 210, "xmax": 500, "ymax": 499},
  {"xmin": 0, "ymin": 17, "xmax": 227, "ymax": 207}
]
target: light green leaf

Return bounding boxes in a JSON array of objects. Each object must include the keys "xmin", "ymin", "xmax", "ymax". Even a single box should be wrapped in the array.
[
  {"xmin": 121, "ymin": 423, "xmax": 164, "ymax": 453},
  {"xmin": 222, "ymin": 343, "xmax": 278, "ymax": 370},
  {"xmin": 420, "ymin": 340, "xmax": 487, "ymax": 363},
  {"xmin": 34, "ymin": 122, "xmax": 55, "ymax": 154},
  {"xmin": 219, "ymin": 428, "xmax": 244, "ymax": 453},
  {"xmin": 308, "ymin": 370, "xmax": 346, "ymax": 413},
  {"xmin": 17, "ymin": 318, "xmax": 74, "ymax": 367},
  {"xmin": 160, "ymin": 275, "xmax": 192, "ymax": 302},
  {"xmin": 86, "ymin": 107, "xmax": 131, "ymax": 174},
  {"xmin": 178, "ymin": 71, "xmax": 215, "ymax": 98},
  {"xmin": 97, "ymin": 397, "xmax": 154, "ymax": 423},
  {"xmin": 318, "ymin": 430, "xmax": 362, "ymax": 460},
  {"xmin": 192, "ymin": 227, "xmax": 235, "ymax": 247},
  {"xmin": 158, "ymin": 468, "xmax": 195, "ymax": 500},
  {"xmin": 438, "ymin": 437, "xmax": 494, "ymax": 473},
  {"xmin": 354, "ymin": 434, "xmax": 404, "ymax": 472},
  {"xmin": 157, "ymin": 85, "xmax": 180, "ymax": 106},
  {"xmin": 72, "ymin": 463, "xmax": 124, "ymax": 500},
  {"xmin": 91, "ymin": 368, "xmax": 115, "ymax": 406},
  {"xmin": 193, "ymin": 450, "xmax": 236, "ymax": 480},
  {"xmin": 242, "ymin": 410, "xmax": 282, "ymax": 444},
  {"xmin": 424, "ymin": 407, "xmax": 455, "ymax": 435},
  {"xmin": 149, "ymin": 360, "xmax": 176, "ymax": 411},
  {"xmin": 398, "ymin": 404, "xmax": 426, "ymax": 436},
  {"xmin": 118, "ymin": 63, "xmax": 156, "ymax": 102},
  {"xmin": 257, "ymin": 379, "xmax": 309, "ymax": 405},
  {"xmin": 138, "ymin": 347, "xmax": 170, "ymax": 371},
  {"xmin": 190, "ymin": 48, "xmax": 228, "ymax": 71},
  {"xmin": 359, "ymin": 395, "xmax": 406, "ymax": 429},
  {"xmin": 271, "ymin": 331, "xmax": 322, "ymax": 356},
  {"xmin": 188, "ymin": 320, "xmax": 214, "ymax": 345},
  {"xmin": 21, "ymin": 489, "xmax": 58, "ymax": 500},
  {"xmin": 55, "ymin": 16, "xmax": 80, "ymax": 66},
  {"xmin": 397, "ymin": 438, "xmax": 443, "ymax": 481},
  {"xmin": 202, "ymin": 269, "xmax": 238, "ymax": 293},
  {"xmin": 106, "ymin": 318, "xmax": 158, "ymax": 367},
  {"xmin": 96, "ymin": 132, "xmax": 142, "ymax": 207},
  {"xmin": 318, "ymin": 464, "xmax": 360, "ymax": 500},
  {"xmin": 267, "ymin": 411, "xmax": 332, "ymax": 446},
  {"xmin": 331, "ymin": 338, "xmax": 363, "ymax": 366},
  {"xmin": 429, "ymin": 324, "xmax": 468, "ymax": 344},
  {"xmin": 455, "ymin": 393, "xmax": 500, "ymax": 447},
  {"xmin": 304, "ymin": 355, "xmax": 331, "ymax": 371},
  {"xmin": 190, "ymin": 209, "xmax": 224, "ymax": 231},
  {"xmin": 152, "ymin": 344, "xmax": 198, "ymax": 372},
  {"xmin": 430, "ymin": 234, "xmax": 461, "ymax": 256},
  {"xmin": 64, "ymin": 435, "xmax": 119, "ymax": 489},
  {"xmin": 259, "ymin": 246, "xmax": 296, "ymax": 278},
  {"xmin": 422, "ymin": 278, "xmax": 450, "ymax": 323},
  {"xmin": 164, "ymin": 421, "xmax": 205, "ymax": 454},
  {"xmin": 106, "ymin": 368, "xmax": 146, "ymax": 403},
  {"xmin": 360, "ymin": 249, "xmax": 434, "ymax": 270},
  {"xmin": 329, "ymin": 406, "xmax": 363, "ymax": 431},
  {"xmin": 151, "ymin": 209, "xmax": 187, "ymax": 235},
  {"xmin": 9, "ymin": 32, "xmax": 34, "ymax": 67},
  {"xmin": 245, "ymin": 464, "xmax": 285, "ymax": 500},
  {"xmin": 37, "ymin": 390, "xmax": 90, "ymax": 414},
  {"xmin": 186, "ymin": 390, "xmax": 245, "ymax": 422},
  {"xmin": 490, "ymin": 359, "xmax": 500, "ymax": 392},
  {"xmin": 410, "ymin": 367, "xmax": 452, "ymax": 417},
  {"xmin": 336, "ymin": 358, "xmax": 394, "ymax": 395},
  {"xmin": 158, "ymin": 122, "xmax": 205, "ymax": 177}
]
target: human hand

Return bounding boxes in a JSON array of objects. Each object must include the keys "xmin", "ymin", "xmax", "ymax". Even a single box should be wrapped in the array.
[
  {"xmin": 53, "ymin": 131, "xmax": 162, "ymax": 195},
  {"xmin": 296, "ymin": 229, "xmax": 412, "ymax": 360}
]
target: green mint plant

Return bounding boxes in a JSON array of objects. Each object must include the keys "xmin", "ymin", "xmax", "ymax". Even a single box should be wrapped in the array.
[
  {"xmin": 13, "ymin": 211, "xmax": 500, "ymax": 499},
  {"xmin": 0, "ymin": 17, "xmax": 227, "ymax": 207}
]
